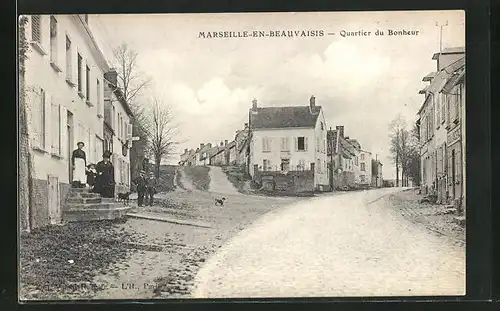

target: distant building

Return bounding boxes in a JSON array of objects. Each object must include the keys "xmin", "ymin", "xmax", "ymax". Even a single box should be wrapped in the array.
[
  {"xmin": 371, "ymin": 159, "xmax": 383, "ymax": 187},
  {"xmin": 249, "ymin": 96, "xmax": 329, "ymax": 192},
  {"xmin": 359, "ymin": 150, "xmax": 372, "ymax": 186}
]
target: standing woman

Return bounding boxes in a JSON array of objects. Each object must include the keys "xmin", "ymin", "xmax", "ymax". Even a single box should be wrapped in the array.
[
  {"xmin": 95, "ymin": 150, "xmax": 115, "ymax": 198},
  {"xmin": 72, "ymin": 142, "xmax": 87, "ymax": 188}
]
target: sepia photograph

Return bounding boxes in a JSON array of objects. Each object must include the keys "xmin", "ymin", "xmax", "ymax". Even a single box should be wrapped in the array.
[{"xmin": 18, "ymin": 10, "xmax": 466, "ymax": 300}]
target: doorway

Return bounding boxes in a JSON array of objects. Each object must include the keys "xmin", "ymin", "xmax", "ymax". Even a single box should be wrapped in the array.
[{"xmin": 67, "ymin": 111, "xmax": 74, "ymax": 183}]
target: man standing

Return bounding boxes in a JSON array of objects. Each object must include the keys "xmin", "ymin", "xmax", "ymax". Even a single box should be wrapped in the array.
[
  {"xmin": 146, "ymin": 172, "xmax": 157, "ymax": 206},
  {"xmin": 133, "ymin": 170, "xmax": 147, "ymax": 207}
]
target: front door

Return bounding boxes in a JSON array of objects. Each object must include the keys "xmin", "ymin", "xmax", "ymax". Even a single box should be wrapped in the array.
[{"xmin": 67, "ymin": 111, "xmax": 74, "ymax": 182}]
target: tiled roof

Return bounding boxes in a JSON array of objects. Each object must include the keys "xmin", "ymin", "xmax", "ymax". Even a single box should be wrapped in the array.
[{"xmin": 250, "ymin": 106, "xmax": 322, "ymax": 129}]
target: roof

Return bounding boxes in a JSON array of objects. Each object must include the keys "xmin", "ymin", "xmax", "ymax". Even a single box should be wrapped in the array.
[
  {"xmin": 418, "ymin": 85, "xmax": 429, "ymax": 94},
  {"xmin": 227, "ymin": 140, "xmax": 236, "ymax": 148},
  {"xmin": 339, "ymin": 137, "xmax": 357, "ymax": 157},
  {"xmin": 249, "ymin": 105, "xmax": 322, "ymax": 129},
  {"xmin": 417, "ymin": 56, "xmax": 465, "ymax": 115},
  {"xmin": 104, "ymin": 79, "xmax": 134, "ymax": 117},
  {"xmin": 432, "ymin": 46, "xmax": 465, "ymax": 60},
  {"xmin": 422, "ymin": 72, "xmax": 436, "ymax": 82},
  {"xmin": 442, "ymin": 66, "xmax": 465, "ymax": 93}
]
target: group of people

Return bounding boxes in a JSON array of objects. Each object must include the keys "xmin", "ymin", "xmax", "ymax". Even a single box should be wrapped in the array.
[
  {"xmin": 71, "ymin": 141, "xmax": 158, "ymax": 205},
  {"xmin": 72, "ymin": 142, "xmax": 115, "ymax": 198},
  {"xmin": 132, "ymin": 170, "xmax": 157, "ymax": 207}
]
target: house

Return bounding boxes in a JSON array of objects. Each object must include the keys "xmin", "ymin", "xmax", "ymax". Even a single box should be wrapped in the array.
[
  {"xmin": 22, "ymin": 14, "xmax": 114, "ymax": 229},
  {"xmin": 327, "ymin": 126, "xmax": 372, "ymax": 190},
  {"xmin": 441, "ymin": 54, "xmax": 465, "ymax": 210},
  {"xmin": 359, "ymin": 150, "xmax": 372, "ymax": 186},
  {"xmin": 103, "ymin": 70, "xmax": 133, "ymax": 194},
  {"xmin": 371, "ymin": 159, "xmax": 383, "ymax": 187},
  {"xmin": 418, "ymin": 46, "xmax": 465, "ymax": 205},
  {"xmin": 225, "ymin": 140, "xmax": 237, "ymax": 165},
  {"xmin": 249, "ymin": 96, "xmax": 329, "ymax": 192},
  {"xmin": 195, "ymin": 143, "xmax": 212, "ymax": 166},
  {"xmin": 209, "ymin": 141, "xmax": 226, "ymax": 166}
]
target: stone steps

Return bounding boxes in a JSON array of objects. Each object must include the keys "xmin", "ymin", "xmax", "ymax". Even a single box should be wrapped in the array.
[
  {"xmin": 64, "ymin": 206, "xmax": 132, "ymax": 222},
  {"xmin": 62, "ymin": 188, "xmax": 131, "ymax": 222}
]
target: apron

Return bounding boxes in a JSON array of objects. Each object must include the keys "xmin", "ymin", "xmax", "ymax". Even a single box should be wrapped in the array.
[{"xmin": 73, "ymin": 158, "xmax": 87, "ymax": 183}]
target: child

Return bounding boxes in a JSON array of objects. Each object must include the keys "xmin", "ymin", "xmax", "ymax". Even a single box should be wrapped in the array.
[{"xmin": 86, "ymin": 163, "xmax": 97, "ymax": 192}]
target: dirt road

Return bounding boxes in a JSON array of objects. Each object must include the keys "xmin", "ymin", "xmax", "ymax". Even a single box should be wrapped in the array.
[{"xmin": 193, "ymin": 188, "xmax": 465, "ymax": 298}]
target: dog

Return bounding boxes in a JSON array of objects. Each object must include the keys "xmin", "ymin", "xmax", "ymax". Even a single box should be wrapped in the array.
[
  {"xmin": 214, "ymin": 197, "xmax": 226, "ymax": 207},
  {"xmin": 117, "ymin": 191, "xmax": 132, "ymax": 205}
]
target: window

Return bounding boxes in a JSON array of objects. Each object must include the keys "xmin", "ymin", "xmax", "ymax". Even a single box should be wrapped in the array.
[
  {"xmin": 31, "ymin": 15, "xmax": 41, "ymax": 43},
  {"xmin": 360, "ymin": 175, "xmax": 366, "ymax": 183},
  {"xmin": 51, "ymin": 100, "xmax": 61, "ymax": 154},
  {"xmin": 86, "ymin": 65, "xmax": 90, "ymax": 100},
  {"xmin": 262, "ymin": 137, "xmax": 271, "ymax": 152},
  {"xmin": 455, "ymin": 85, "xmax": 462, "ymax": 121},
  {"xmin": 49, "ymin": 16, "xmax": 57, "ymax": 62},
  {"xmin": 263, "ymin": 159, "xmax": 269, "ymax": 171},
  {"xmin": 280, "ymin": 137, "xmax": 289, "ymax": 151},
  {"xmin": 435, "ymin": 95, "xmax": 441, "ymax": 129},
  {"xmin": 361, "ymin": 154, "xmax": 365, "ymax": 161},
  {"xmin": 361, "ymin": 163, "xmax": 366, "ymax": 171},
  {"xmin": 297, "ymin": 137, "xmax": 307, "ymax": 151},
  {"xmin": 96, "ymin": 79, "xmax": 101, "ymax": 115},
  {"xmin": 440, "ymin": 93, "xmax": 446, "ymax": 123},
  {"xmin": 112, "ymin": 106, "xmax": 116, "ymax": 130},
  {"xmin": 320, "ymin": 122, "xmax": 324, "ymax": 130},
  {"xmin": 316, "ymin": 137, "xmax": 320, "ymax": 152},
  {"xmin": 65, "ymin": 36, "xmax": 72, "ymax": 80},
  {"xmin": 77, "ymin": 53, "xmax": 83, "ymax": 92},
  {"xmin": 39, "ymin": 88, "xmax": 46, "ymax": 148},
  {"xmin": 316, "ymin": 159, "xmax": 321, "ymax": 173}
]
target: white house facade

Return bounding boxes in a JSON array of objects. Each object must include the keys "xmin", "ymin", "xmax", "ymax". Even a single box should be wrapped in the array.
[
  {"xmin": 248, "ymin": 96, "xmax": 329, "ymax": 190},
  {"xmin": 359, "ymin": 150, "xmax": 372, "ymax": 185},
  {"xmin": 24, "ymin": 14, "xmax": 110, "ymax": 228}
]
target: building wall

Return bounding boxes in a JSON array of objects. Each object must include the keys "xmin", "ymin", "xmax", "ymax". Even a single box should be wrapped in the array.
[
  {"xmin": 250, "ymin": 127, "xmax": 315, "ymax": 173},
  {"xmin": 359, "ymin": 151, "xmax": 372, "ymax": 184},
  {"xmin": 24, "ymin": 15, "xmax": 109, "ymax": 229},
  {"xmin": 313, "ymin": 110, "xmax": 329, "ymax": 187},
  {"xmin": 253, "ymin": 164, "xmax": 315, "ymax": 193},
  {"xmin": 228, "ymin": 146, "xmax": 238, "ymax": 165}
]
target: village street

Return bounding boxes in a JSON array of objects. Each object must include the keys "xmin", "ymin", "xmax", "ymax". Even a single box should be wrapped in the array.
[{"xmin": 193, "ymin": 187, "xmax": 466, "ymax": 298}]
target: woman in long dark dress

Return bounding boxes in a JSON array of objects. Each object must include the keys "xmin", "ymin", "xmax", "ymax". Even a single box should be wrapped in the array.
[{"xmin": 95, "ymin": 151, "xmax": 115, "ymax": 198}]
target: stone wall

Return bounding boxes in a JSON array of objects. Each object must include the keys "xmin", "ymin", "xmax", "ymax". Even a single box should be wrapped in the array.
[{"xmin": 253, "ymin": 164, "xmax": 315, "ymax": 193}]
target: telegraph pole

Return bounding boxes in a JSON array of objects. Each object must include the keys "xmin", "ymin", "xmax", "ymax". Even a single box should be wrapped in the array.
[{"xmin": 436, "ymin": 21, "xmax": 449, "ymax": 54}]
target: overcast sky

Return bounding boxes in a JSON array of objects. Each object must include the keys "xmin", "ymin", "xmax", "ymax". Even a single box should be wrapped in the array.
[{"xmin": 89, "ymin": 10, "xmax": 464, "ymax": 179}]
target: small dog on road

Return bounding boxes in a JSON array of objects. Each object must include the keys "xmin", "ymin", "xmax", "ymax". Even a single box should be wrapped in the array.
[
  {"xmin": 117, "ymin": 191, "xmax": 132, "ymax": 205},
  {"xmin": 214, "ymin": 197, "xmax": 226, "ymax": 207}
]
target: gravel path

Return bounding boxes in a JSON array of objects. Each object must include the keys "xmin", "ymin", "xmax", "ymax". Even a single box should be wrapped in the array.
[
  {"xmin": 193, "ymin": 188, "xmax": 465, "ymax": 298},
  {"xmin": 207, "ymin": 166, "xmax": 240, "ymax": 195},
  {"xmin": 91, "ymin": 191, "xmax": 303, "ymax": 299}
]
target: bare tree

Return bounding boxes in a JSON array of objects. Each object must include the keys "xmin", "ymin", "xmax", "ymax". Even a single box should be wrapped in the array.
[
  {"xmin": 388, "ymin": 114, "xmax": 407, "ymax": 187},
  {"xmin": 112, "ymin": 43, "xmax": 151, "ymax": 178},
  {"xmin": 147, "ymin": 98, "xmax": 180, "ymax": 179}
]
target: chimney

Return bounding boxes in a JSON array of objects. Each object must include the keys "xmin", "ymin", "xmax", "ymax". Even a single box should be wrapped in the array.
[
  {"xmin": 207, "ymin": 143, "xmax": 212, "ymax": 148},
  {"xmin": 336, "ymin": 126, "xmax": 344, "ymax": 138},
  {"xmin": 220, "ymin": 141, "xmax": 224, "ymax": 147},
  {"xmin": 200, "ymin": 143, "xmax": 204, "ymax": 149},
  {"xmin": 252, "ymin": 99, "xmax": 258, "ymax": 110},
  {"xmin": 310, "ymin": 95, "xmax": 316, "ymax": 108},
  {"xmin": 104, "ymin": 68, "xmax": 118, "ymax": 87},
  {"xmin": 184, "ymin": 148, "xmax": 188, "ymax": 153},
  {"xmin": 224, "ymin": 140, "xmax": 228, "ymax": 146}
]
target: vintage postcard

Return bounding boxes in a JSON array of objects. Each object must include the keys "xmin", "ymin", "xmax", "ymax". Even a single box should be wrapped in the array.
[{"xmin": 18, "ymin": 10, "xmax": 465, "ymax": 300}]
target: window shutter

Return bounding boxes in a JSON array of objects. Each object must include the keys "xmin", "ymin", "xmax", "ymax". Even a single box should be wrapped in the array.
[
  {"xmin": 295, "ymin": 137, "xmax": 298, "ymax": 151},
  {"xmin": 304, "ymin": 137, "xmax": 308, "ymax": 151},
  {"xmin": 127, "ymin": 122, "xmax": 133, "ymax": 140},
  {"xmin": 44, "ymin": 91, "xmax": 51, "ymax": 151},
  {"xmin": 31, "ymin": 15, "xmax": 41, "ymax": 43},
  {"xmin": 59, "ymin": 106, "xmax": 67, "ymax": 158}
]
